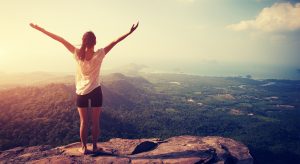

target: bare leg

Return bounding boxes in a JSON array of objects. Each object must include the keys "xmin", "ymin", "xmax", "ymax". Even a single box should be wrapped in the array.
[
  {"xmin": 77, "ymin": 107, "xmax": 89, "ymax": 154},
  {"xmin": 91, "ymin": 107, "xmax": 102, "ymax": 152}
]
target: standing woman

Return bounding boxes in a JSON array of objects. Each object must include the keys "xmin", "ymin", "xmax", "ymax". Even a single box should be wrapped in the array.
[{"xmin": 30, "ymin": 22, "xmax": 139, "ymax": 154}]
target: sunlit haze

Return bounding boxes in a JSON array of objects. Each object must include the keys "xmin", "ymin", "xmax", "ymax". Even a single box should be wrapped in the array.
[{"xmin": 0, "ymin": 0, "xmax": 300, "ymax": 79}]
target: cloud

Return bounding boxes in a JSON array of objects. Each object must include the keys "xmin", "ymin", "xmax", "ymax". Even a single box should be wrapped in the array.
[{"xmin": 227, "ymin": 2, "xmax": 300, "ymax": 32}]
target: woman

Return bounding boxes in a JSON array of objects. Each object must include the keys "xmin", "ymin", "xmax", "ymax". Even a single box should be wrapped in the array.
[{"xmin": 30, "ymin": 22, "xmax": 139, "ymax": 154}]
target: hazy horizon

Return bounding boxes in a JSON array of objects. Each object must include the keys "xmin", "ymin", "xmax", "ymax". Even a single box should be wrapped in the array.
[
  {"xmin": 1, "ymin": 62, "xmax": 299, "ymax": 80},
  {"xmin": 1, "ymin": 0, "xmax": 300, "ymax": 79}
]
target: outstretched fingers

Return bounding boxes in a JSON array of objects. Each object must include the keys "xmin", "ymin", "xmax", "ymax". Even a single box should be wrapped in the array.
[
  {"xmin": 130, "ymin": 21, "xmax": 139, "ymax": 33},
  {"xmin": 29, "ymin": 23, "xmax": 35, "ymax": 28},
  {"xmin": 29, "ymin": 23, "xmax": 40, "ymax": 30},
  {"xmin": 133, "ymin": 21, "xmax": 139, "ymax": 29},
  {"xmin": 135, "ymin": 21, "xmax": 139, "ymax": 28}
]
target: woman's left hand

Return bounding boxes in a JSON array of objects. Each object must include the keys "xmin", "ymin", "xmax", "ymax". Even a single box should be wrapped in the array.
[{"xmin": 29, "ymin": 23, "xmax": 43, "ymax": 31}]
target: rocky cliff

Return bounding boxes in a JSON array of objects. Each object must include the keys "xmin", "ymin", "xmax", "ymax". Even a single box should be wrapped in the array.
[{"xmin": 0, "ymin": 135, "xmax": 253, "ymax": 164}]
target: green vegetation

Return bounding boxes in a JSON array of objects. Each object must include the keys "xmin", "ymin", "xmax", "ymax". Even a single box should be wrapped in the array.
[{"xmin": 0, "ymin": 73, "xmax": 299, "ymax": 164}]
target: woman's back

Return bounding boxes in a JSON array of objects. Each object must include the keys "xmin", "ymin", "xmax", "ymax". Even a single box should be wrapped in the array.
[{"xmin": 74, "ymin": 48, "xmax": 106, "ymax": 95}]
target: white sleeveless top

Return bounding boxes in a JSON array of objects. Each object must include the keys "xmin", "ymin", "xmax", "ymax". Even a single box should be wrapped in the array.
[{"xmin": 73, "ymin": 48, "xmax": 106, "ymax": 95}]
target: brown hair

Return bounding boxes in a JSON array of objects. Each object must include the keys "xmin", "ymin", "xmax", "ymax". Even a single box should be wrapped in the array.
[{"xmin": 78, "ymin": 31, "xmax": 96, "ymax": 60}]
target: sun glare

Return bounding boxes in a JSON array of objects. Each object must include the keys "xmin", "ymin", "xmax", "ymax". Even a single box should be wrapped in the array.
[
  {"xmin": 0, "ymin": 48, "xmax": 4, "ymax": 68},
  {"xmin": 0, "ymin": 48, "xmax": 4, "ymax": 58}
]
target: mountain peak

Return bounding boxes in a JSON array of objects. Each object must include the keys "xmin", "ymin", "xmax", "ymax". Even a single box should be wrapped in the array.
[{"xmin": 0, "ymin": 135, "xmax": 253, "ymax": 164}]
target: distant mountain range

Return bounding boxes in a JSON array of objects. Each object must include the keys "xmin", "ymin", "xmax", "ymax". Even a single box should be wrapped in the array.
[{"xmin": 0, "ymin": 71, "xmax": 300, "ymax": 163}]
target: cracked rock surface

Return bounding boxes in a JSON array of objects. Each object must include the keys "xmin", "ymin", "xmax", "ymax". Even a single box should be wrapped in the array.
[{"xmin": 0, "ymin": 135, "xmax": 253, "ymax": 164}]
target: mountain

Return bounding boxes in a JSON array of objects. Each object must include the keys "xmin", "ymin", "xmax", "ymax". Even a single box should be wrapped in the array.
[
  {"xmin": 103, "ymin": 73, "xmax": 154, "ymax": 104},
  {"xmin": 104, "ymin": 63, "xmax": 148, "ymax": 76},
  {"xmin": 0, "ymin": 136, "xmax": 253, "ymax": 164},
  {"xmin": 0, "ymin": 72, "xmax": 299, "ymax": 163},
  {"xmin": 0, "ymin": 72, "xmax": 74, "ymax": 89},
  {"xmin": 104, "ymin": 73, "xmax": 154, "ymax": 91}
]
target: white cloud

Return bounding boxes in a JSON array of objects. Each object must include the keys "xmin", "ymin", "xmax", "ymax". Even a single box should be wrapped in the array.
[{"xmin": 227, "ymin": 2, "xmax": 300, "ymax": 32}]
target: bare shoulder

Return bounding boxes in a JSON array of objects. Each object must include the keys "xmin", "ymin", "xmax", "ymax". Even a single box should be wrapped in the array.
[
  {"xmin": 72, "ymin": 48, "xmax": 80, "ymax": 59},
  {"xmin": 74, "ymin": 48, "xmax": 79, "ymax": 54},
  {"xmin": 99, "ymin": 48, "xmax": 106, "ymax": 55},
  {"xmin": 94, "ymin": 48, "xmax": 104, "ymax": 54},
  {"xmin": 94, "ymin": 48, "xmax": 106, "ymax": 59}
]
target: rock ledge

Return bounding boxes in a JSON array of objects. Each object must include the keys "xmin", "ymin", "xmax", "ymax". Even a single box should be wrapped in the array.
[{"xmin": 0, "ymin": 135, "xmax": 253, "ymax": 164}]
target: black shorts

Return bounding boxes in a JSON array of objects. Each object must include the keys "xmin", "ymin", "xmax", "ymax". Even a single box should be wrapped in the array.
[{"xmin": 76, "ymin": 86, "xmax": 103, "ymax": 108}]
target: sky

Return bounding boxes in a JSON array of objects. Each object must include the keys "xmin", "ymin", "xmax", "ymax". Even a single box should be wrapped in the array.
[{"xmin": 0, "ymin": 0, "xmax": 300, "ymax": 79}]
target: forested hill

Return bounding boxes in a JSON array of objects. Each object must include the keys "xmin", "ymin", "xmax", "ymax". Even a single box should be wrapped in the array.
[{"xmin": 0, "ymin": 73, "xmax": 300, "ymax": 164}]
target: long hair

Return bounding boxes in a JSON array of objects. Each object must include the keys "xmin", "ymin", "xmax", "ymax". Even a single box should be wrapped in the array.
[{"xmin": 78, "ymin": 31, "xmax": 96, "ymax": 60}]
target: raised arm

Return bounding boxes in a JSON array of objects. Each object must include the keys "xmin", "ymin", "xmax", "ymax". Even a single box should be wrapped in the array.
[
  {"xmin": 104, "ymin": 22, "xmax": 139, "ymax": 54},
  {"xmin": 29, "ymin": 23, "xmax": 75, "ymax": 54}
]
